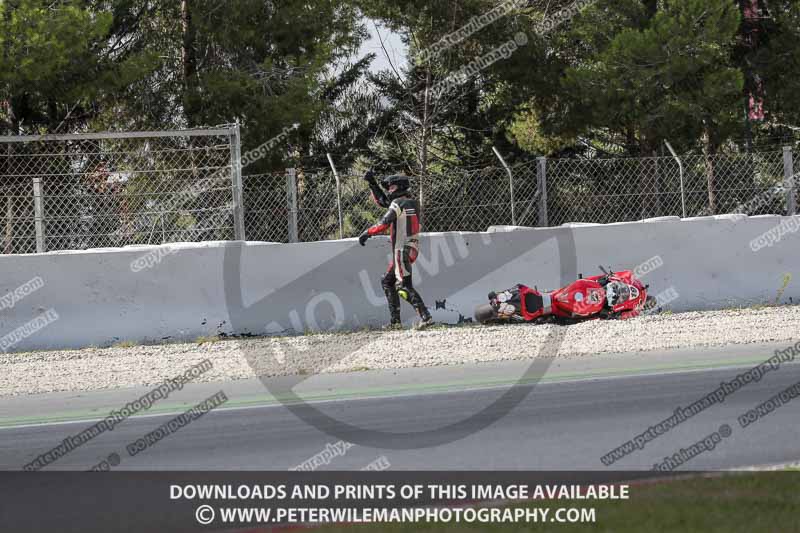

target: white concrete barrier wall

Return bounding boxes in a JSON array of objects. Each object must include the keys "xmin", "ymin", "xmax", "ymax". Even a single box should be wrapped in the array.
[{"xmin": 0, "ymin": 214, "xmax": 797, "ymax": 352}]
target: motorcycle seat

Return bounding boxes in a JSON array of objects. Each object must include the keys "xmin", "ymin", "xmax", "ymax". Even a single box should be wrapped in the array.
[{"xmin": 523, "ymin": 292, "xmax": 544, "ymax": 313}]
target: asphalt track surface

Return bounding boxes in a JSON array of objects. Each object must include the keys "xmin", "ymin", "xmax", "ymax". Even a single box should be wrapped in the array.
[{"xmin": 1, "ymin": 341, "xmax": 799, "ymax": 471}]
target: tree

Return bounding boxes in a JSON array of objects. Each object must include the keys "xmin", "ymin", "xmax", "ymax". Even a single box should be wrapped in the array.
[
  {"xmin": 0, "ymin": 0, "xmax": 120, "ymax": 133},
  {"xmin": 747, "ymin": 0, "xmax": 800, "ymax": 136},
  {"xmin": 513, "ymin": 0, "xmax": 743, "ymax": 155},
  {"xmin": 0, "ymin": 0, "xmax": 122, "ymax": 252},
  {"xmin": 347, "ymin": 0, "xmax": 537, "ymax": 229}
]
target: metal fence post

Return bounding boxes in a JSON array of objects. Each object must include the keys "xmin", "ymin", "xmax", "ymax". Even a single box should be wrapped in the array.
[
  {"xmin": 783, "ymin": 146, "xmax": 796, "ymax": 216},
  {"xmin": 537, "ymin": 157, "xmax": 549, "ymax": 227},
  {"xmin": 229, "ymin": 123, "xmax": 246, "ymax": 240},
  {"xmin": 286, "ymin": 167, "xmax": 299, "ymax": 243},
  {"xmin": 491, "ymin": 146, "xmax": 516, "ymax": 226},
  {"xmin": 665, "ymin": 140, "xmax": 687, "ymax": 218},
  {"xmin": 32, "ymin": 177, "xmax": 45, "ymax": 253},
  {"xmin": 417, "ymin": 173, "xmax": 425, "ymax": 228},
  {"xmin": 326, "ymin": 153, "xmax": 344, "ymax": 239}
]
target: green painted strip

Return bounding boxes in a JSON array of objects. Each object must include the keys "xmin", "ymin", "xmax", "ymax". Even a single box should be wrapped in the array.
[{"xmin": 0, "ymin": 355, "xmax": 783, "ymax": 429}]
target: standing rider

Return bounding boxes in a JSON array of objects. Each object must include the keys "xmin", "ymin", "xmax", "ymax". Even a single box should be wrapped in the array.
[{"xmin": 358, "ymin": 170, "xmax": 433, "ymax": 329}]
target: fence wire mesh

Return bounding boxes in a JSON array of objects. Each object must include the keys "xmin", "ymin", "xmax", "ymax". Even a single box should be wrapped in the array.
[
  {"xmin": 243, "ymin": 166, "xmax": 539, "ymax": 243},
  {"xmin": 1, "ymin": 127, "xmax": 795, "ymax": 253},
  {"xmin": 0, "ymin": 129, "xmax": 236, "ymax": 254},
  {"xmin": 242, "ymin": 149, "xmax": 793, "ymax": 244},
  {"xmin": 243, "ymin": 172, "xmax": 288, "ymax": 244},
  {"xmin": 546, "ymin": 151, "xmax": 788, "ymax": 225},
  {"xmin": 243, "ymin": 170, "xmax": 373, "ymax": 243},
  {"xmin": 419, "ymin": 162, "xmax": 541, "ymax": 232}
]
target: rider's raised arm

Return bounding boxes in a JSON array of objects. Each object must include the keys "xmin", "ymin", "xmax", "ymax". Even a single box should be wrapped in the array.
[
  {"xmin": 364, "ymin": 171, "xmax": 390, "ymax": 208},
  {"xmin": 366, "ymin": 202, "xmax": 400, "ymax": 236}
]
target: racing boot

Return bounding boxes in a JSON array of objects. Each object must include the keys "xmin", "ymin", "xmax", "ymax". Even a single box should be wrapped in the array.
[
  {"xmin": 414, "ymin": 312, "xmax": 434, "ymax": 330},
  {"xmin": 382, "ymin": 282, "xmax": 402, "ymax": 327},
  {"xmin": 398, "ymin": 276, "xmax": 433, "ymax": 330}
]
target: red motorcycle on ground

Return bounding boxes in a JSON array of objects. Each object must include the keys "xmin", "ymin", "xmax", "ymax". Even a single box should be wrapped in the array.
[{"xmin": 474, "ymin": 268, "xmax": 656, "ymax": 325}]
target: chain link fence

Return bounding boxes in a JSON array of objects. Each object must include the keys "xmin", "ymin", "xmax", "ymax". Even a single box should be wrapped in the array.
[
  {"xmin": 419, "ymin": 161, "xmax": 543, "ymax": 232},
  {"xmin": 244, "ymin": 148, "xmax": 796, "ymax": 243},
  {"xmin": 1, "ymin": 126, "xmax": 796, "ymax": 253},
  {"xmin": 546, "ymin": 150, "xmax": 792, "ymax": 225},
  {"xmin": 244, "ymin": 169, "xmax": 373, "ymax": 243},
  {"xmin": 243, "ymin": 166, "xmax": 539, "ymax": 242},
  {"xmin": 0, "ymin": 127, "xmax": 239, "ymax": 254}
]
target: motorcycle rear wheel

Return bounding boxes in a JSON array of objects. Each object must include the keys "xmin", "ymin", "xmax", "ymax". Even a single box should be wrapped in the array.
[{"xmin": 474, "ymin": 304, "xmax": 499, "ymax": 324}]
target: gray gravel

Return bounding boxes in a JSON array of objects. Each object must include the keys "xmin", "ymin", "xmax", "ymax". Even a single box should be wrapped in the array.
[{"xmin": 2, "ymin": 306, "xmax": 799, "ymax": 397}]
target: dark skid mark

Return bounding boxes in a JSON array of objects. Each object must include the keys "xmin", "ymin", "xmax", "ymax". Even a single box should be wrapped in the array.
[{"xmin": 218, "ymin": 331, "xmax": 258, "ymax": 339}]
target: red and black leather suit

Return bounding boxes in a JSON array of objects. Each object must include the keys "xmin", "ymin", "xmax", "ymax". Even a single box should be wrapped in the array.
[{"xmin": 359, "ymin": 174, "xmax": 431, "ymax": 325}]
